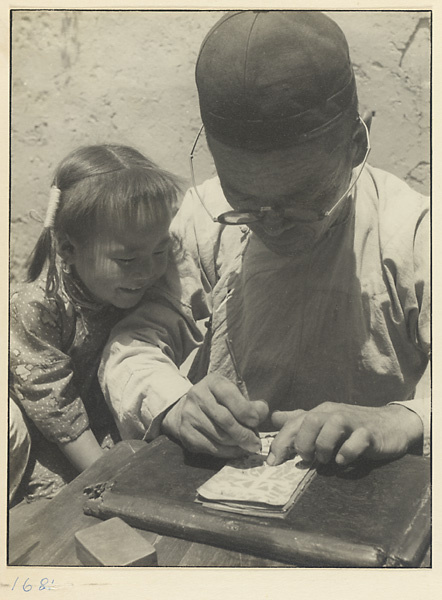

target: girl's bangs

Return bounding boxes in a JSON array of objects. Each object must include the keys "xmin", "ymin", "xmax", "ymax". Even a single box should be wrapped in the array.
[
  {"xmin": 61, "ymin": 165, "xmax": 177, "ymax": 242},
  {"xmin": 97, "ymin": 169, "xmax": 174, "ymax": 233}
]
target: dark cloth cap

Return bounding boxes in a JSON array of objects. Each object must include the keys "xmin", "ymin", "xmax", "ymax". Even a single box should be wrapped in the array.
[{"xmin": 196, "ymin": 10, "xmax": 358, "ymax": 150}]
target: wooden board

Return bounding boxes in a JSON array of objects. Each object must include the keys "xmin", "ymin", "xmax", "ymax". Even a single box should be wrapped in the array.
[
  {"xmin": 83, "ymin": 436, "xmax": 431, "ymax": 568},
  {"xmin": 8, "ymin": 440, "xmax": 286, "ymax": 567}
]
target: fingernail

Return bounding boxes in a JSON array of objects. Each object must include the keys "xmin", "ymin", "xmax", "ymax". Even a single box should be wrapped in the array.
[
  {"xmin": 248, "ymin": 413, "xmax": 260, "ymax": 428},
  {"xmin": 251, "ymin": 440, "xmax": 261, "ymax": 453},
  {"xmin": 242, "ymin": 440, "xmax": 261, "ymax": 454},
  {"xmin": 266, "ymin": 452, "xmax": 277, "ymax": 466},
  {"xmin": 335, "ymin": 453, "xmax": 345, "ymax": 465}
]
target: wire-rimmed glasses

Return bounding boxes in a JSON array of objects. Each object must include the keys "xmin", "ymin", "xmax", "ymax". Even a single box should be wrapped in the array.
[{"xmin": 189, "ymin": 116, "xmax": 371, "ymax": 226}]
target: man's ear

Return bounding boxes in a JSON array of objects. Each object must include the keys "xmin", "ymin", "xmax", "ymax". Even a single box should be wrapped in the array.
[
  {"xmin": 351, "ymin": 110, "xmax": 373, "ymax": 168},
  {"xmin": 55, "ymin": 233, "xmax": 76, "ymax": 265}
]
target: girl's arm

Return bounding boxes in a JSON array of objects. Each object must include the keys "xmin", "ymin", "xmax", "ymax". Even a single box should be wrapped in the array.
[
  {"xmin": 10, "ymin": 283, "xmax": 93, "ymax": 455},
  {"xmin": 100, "ymin": 181, "xmax": 246, "ymax": 442},
  {"xmin": 58, "ymin": 429, "xmax": 104, "ymax": 472}
]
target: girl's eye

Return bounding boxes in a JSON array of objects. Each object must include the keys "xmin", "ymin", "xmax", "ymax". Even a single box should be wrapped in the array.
[
  {"xmin": 153, "ymin": 241, "xmax": 171, "ymax": 255},
  {"xmin": 116, "ymin": 258, "xmax": 134, "ymax": 264}
]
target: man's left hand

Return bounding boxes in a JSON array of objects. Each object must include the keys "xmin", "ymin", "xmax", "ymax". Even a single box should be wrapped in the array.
[{"xmin": 267, "ymin": 402, "xmax": 423, "ymax": 467}]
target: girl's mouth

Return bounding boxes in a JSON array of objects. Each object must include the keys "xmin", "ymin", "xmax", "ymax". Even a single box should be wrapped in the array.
[{"xmin": 119, "ymin": 286, "xmax": 145, "ymax": 294}]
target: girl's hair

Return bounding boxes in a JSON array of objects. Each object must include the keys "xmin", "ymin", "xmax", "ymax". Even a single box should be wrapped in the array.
[{"xmin": 27, "ymin": 144, "xmax": 181, "ymax": 296}]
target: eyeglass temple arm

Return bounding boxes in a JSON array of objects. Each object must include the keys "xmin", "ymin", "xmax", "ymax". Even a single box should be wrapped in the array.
[
  {"xmin": 190, "ymin": 124, "xmax": 205, "ymax": 159},
  {"xmin": 361, "ymin": 110, "xmax": 375, "ymax": 131},
  {"xmin": 189, "ymin": 125, "xmax": 220, "ymax": 223},
  {"xmin": 323, "ymin": 115, "xmax": 371, "ymax": 218},
  {"xmin": 191, "ymin": 116, "xmax": 371, "ymax": 222}
]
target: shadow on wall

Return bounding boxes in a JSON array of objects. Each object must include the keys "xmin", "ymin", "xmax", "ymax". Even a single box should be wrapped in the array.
[{"xmin": 10, "ymin": 9, "xmax": 430, "ymax": 284}]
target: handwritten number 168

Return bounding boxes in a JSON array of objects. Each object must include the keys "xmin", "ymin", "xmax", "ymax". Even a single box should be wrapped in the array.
[{"xmin": 11, "ymin": 577, "xmax": 54, "ymax": 591}]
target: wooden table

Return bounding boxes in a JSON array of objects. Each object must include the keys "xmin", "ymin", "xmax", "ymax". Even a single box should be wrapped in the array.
[
  {"xmin": 8, "ymin": 440, "xmax": 286, "ymax": 567},
  {"xmin": 9, "ymin": 440, "xmax": 431, "ymax": 568}
]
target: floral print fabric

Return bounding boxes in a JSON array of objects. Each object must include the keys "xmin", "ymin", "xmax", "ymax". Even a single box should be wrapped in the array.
[{"xmin": 10, "ymin": 270, "xmax": 125, "ymax": 499}]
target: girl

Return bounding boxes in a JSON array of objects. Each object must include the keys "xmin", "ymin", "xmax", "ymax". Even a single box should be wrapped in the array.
[{"xmin": 10, "ymin": 144, "xmax": 180, "ymax": 501}]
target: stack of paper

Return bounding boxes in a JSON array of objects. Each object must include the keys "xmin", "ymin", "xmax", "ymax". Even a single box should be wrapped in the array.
[{"xmin": 196, "ymin": 434, "xmax": 315, "ymax": 518}]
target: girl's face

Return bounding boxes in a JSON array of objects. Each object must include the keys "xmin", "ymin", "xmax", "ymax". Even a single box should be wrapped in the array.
[{"xmin": 65, "ymin": 215, "xmax": 171, "ymax": 309}]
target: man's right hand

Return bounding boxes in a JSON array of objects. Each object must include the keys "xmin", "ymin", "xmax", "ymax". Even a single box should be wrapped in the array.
[{"xmin": 161, "ymin": 373, "xmax": 269, "ymax": 458}]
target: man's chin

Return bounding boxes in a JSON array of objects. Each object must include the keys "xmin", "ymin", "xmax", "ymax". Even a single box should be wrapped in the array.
[
  {"xmin": 250, "ymin": 224, "xmax": 319, "ymax": 256},
  {"xmin": 258, "ymin": 235, "xmax": 317, "ymax": 257}
]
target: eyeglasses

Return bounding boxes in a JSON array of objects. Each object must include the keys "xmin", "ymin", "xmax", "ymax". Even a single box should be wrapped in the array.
[{"xmin": 189, "ymin": 116, "xmax": 371, "ymax": 226}]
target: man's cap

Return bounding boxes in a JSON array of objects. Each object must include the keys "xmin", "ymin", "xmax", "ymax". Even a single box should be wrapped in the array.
[{"xmin": 196, "ymin": 11, "xmax": 358, "ymax": 150}]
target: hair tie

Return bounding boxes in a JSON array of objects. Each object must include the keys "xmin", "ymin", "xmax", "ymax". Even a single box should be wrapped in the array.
[{"xmin": 44, "ymin": 186, "xmax": 61, "ymax": 229}]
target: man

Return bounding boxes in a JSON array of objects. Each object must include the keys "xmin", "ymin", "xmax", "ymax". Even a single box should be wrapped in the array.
[{"xmin": 100, "ymin": 10, "xmax": 430, "ymax": 467}]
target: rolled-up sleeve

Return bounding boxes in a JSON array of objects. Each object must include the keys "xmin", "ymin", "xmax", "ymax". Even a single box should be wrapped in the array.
[
  {"xmin": 100, "ymin": 181, "xmax": 247, "ymax": 441},
  {"xmin": 387, "ymin": 204, "xmax": 430, "ymax": 454},
  {"xmin": 99, "ymin": 299, "xmax": 201, "ymax": 440},
  {"xmin": 100, "ymin": 190, "xmax": 213, "ymax": 440}
]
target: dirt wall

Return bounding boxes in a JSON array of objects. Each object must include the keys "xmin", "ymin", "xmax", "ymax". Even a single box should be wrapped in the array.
[{"xmin": 10, "ymin": 10, "xmax": 430, "ymax": 282}]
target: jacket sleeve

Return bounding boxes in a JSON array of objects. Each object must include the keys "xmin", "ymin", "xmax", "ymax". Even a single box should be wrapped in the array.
[
  {"xmin": 387, "ymin": 205, "xmax": 431, "ymax": 455},
  {"xmin": 99, "ymin": 189, "xmax": 213, "ymax": 440},
  {"xmin": 10, "ymin": 286, "xmax": 90, "ymax": 444}
]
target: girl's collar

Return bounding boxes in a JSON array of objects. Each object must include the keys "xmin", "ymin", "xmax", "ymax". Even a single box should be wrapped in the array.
[{"xmin": 61, "ymin": 264, "xmax": 109, "ymax": 313}]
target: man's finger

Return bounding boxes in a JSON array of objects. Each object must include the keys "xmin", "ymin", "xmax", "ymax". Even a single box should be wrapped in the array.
[
  {"xmin": 252, "ymin": 399, "xmax": 270, "ymax": 423},
  {"xmin": 335, "ymin": 428, "xmax": 372, "ymax": 465},
  {"xmin": 209, "ymin": 377, "xmax": 266, "ymax": 428},
  {"xmin": 271, "ymin": 409, "xmax": 306, "ymax": 429},
  {"xmin": 198, "ymin": 396, "xmax": 261, "ymax": 454},
  {"xmin": 293, "ymin": 412, "xmax": 327, "ymax": 462},
  {"xmin": 180, "ymin": 425, "xmax": 249, "ymax": 459},
  {"xmin": 267, "ymin": 415, "xmax": 306, "ymax": 466},
  {"xmin": 187, "ymin": 406, "xmax": 243, "ymax": 447},
  {"xmin": 311, "ymin": 416, "xmax": 348, "ymax": 464}
]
